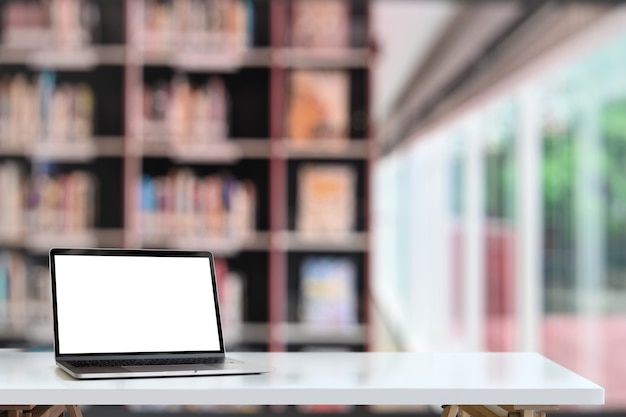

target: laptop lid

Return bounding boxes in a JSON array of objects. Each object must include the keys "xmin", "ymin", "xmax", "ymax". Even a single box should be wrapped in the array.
[{"xmin": 49, "ymin": 248, "xmax": 226, "ymax": 361}]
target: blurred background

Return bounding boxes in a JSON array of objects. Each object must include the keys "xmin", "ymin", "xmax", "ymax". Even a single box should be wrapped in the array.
[
  {"xmin": 371, "ymin": 0, "xmax": 626, "ymax": 414},
  {"xmin": 372, "ymin": 2, "xmax": 626, "ymax": 410},
  {"xmin": 1, "ymin": 0, "xmax": 625, "ymax": 416}
]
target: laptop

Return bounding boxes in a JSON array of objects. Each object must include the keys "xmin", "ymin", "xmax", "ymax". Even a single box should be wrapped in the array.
[{"xmin": 49, "ymin": 247, "xmax": 270, "ymax": 379}]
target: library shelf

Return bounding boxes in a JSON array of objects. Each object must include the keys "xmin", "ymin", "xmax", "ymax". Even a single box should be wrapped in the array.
[
  {"xmin": 29, "ymin": 46, "xmax": 125, "ymax": 69},
  {"xmin": 139, "ymin": 232, "xmax": 271, "ymax": 256},
  {"xmin": 1, "ymin": 137, "xmax": 123, "ymax": 160},
  {"xmin": 272, "ymin": 232, "xmax": 369, "ymax": 253},
  {"xmin": 273, "ymin": 48, "xmax": 370, "ymax": 69},
  {"xmin": 141, "ymin": 48, "xmax": 273, "ymax": 71},
  {"xmin": 134, "ymin": 230, "xmax": 369, "ymax": 255},
  {"xmin": 275, "ymin": 139, "xmax": 368, "ymax": 159},
  {"xmin": 30, "ymin": 142, "xmax": 98, "ymax": 161},
  {"xmin": 0, "ymin": 234, "xmax": 22, "ymax": 249},
  {"xmin": 0, "ymin": 0, "xmax": 372, "ymax": 361},
  {"xmin": 0, "ymin": 45, "xmax": 126, "ymax": 68},
  {"xmin": 224, "ymin": 323, "xmax": 367, "ymax": 348},
  {"xmin": 136, "ymin": 139, "xmax": 271, "ymax": 161},
  {"xmin": 138, "ymin": 140, "xmax": 245, "ymax": 162},
  {"xmin": 284, "ymin": 323, "xmax": 367, "ymax": 346},
  {"xmin": 24, "ymin": 230, "xmax": 124, "ymax": 253},
  {"xmin": 0, "ymin": 141, "xmax": 29, "ymax": 156}
]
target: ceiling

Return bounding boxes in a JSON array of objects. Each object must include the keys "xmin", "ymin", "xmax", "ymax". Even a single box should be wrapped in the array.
[
  {"xmin": 370, "ymin": 0, "xmax": 617, "ymax": 153},
  {"xmin": 370, "ymin": 0, "xmax": 458, "ymax": 124}
]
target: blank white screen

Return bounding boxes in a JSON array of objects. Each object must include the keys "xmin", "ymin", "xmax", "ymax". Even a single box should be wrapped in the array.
[{"xmin": 54, "ymin": 255, "xmax": 221, "ymax": 354}]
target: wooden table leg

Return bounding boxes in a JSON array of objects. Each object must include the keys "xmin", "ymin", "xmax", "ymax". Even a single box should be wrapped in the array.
[
  {"xmin": 1, "ymin": 405, "xmax": 83, "ymax": 417},
  {"xmin": 499, "ymin": 405, "xmax": 558, "ymax": 417},
  {"xmin": 1, "ymin": 405, "xmax": 36, "ymax": 417},
  {"xmin": 1, "ymin": 405, "xmax": 67, "ymax": 417},
  {"xmin": 441, "ymin": 405, "xmax": 558, "ymax": 417},
  {"xmin": 64, "ymin": 406, "xmax": 83, "ymax": 417},
  {"xmin": 442, "ymin": 405, "xmax": 459, "ymax": 417},
  {"xmin": 31, "ymin": 405, "xmax": 66, "ymax": 417}
]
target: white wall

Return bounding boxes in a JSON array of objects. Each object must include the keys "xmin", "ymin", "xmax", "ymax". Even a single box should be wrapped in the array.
[{"xmin": 370, "ymin": 0, "xmax": 456, "ymax": 123}]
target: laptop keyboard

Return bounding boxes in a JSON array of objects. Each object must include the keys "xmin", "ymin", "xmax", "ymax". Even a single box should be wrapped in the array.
[{"xmin": 68, "ymin": 357, "xmax": 232, "ymax": 368}]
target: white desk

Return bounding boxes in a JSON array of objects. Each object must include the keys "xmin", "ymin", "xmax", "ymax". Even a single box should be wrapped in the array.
[{"xmin": 0, "ymin": 351, "xmax": 604, "ymax": 417}]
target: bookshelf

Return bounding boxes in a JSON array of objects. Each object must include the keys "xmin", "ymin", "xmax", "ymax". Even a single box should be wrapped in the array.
[{"xmin": 0, "ymin": 0, "xmax": 371, "ymax": 354}]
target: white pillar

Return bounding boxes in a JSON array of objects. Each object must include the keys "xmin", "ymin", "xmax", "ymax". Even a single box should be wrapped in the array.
[
  {"xmin": 575, "ymin": 93, "xmax": 604, "ymax": 378},
  {"xmin": 575, "ymin": 98, "xmax": 605, "ymax": 315},
  {"xmin": 515, "ymin": 86, "xmax": 543, "ymax": 352},
  {"xmin": 463, "ymin": 118, "xmax": 486, "ymax": 351}
]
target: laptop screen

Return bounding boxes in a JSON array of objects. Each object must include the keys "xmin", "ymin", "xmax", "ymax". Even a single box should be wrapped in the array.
[{"xmin": 50, "ymin": 249, "xmax": 224, "ymax": 355}]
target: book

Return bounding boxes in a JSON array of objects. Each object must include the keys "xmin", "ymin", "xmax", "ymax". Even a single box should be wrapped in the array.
[
  {"xmin": 1, "ymin": 0, "xmax": 100, "ymax": 48},
  {"xmin": 213, "ymin": 257, "xmax": 229, "ymax": 296},
  {"xmin": 299, "ymin": 256, "xmax": 357, "ymax": 328},
  {"xmin": 142, "ymin": 80, "xmax": 169, "ymax": 141},
  {"xmin": 142, "ymin": 0, "xmax": 250, "ymax": 52},
  {"xmin": 169, "ymin": 74, "xmax": 194, "ymax": 144},
  {"xmin": 222, "ymin": 271, "xmax": 244, "ymax": 341},
  {"xmin": 140, "ymin": 174, "xmax": 158, "ymax": 232},
  {"xmin": 0, "ymin": 251, "xmax": 27, "ymax": 332},
  {"xmin": 30, "ymin": 265, "xmax": 53, "ymax": 328},
  {"xmin": 142, "ymin": 0, "xmax": 172, "ymax": 52},
  {"xmin": 212, "ymin": 258, "xmax": 245, "ymax": 343},
  {"xmin": 39, "ymin": 71, "xmax": 95, "ymax": 143},
  {"xmin": 0, "ymin": 161, "xmax": 26, "ymax": 239},
  {"xmin": 0, "ymin": 79, "xmax": 7, "ymax": 142},
  {"xmin": 38, "ymin": 71, "xmax": 56, "ymax": 142},
  {"xmin": 1, "ymin": 1, "xmax": 48, "ymax": 47},
  {"xmin": 72, "ymin": 83, "xmax": 95, "ymax": 139},
  {"xmin": 28, "ymin": 171, "xmax": 96, "ymax": 234},
  {"xmin": 296, "ymin": 163, "xmax": 356, "ymax": 239},
  {"xmin": 202, "ymin": 174, "xmax": 225, "ymax": 237},
  {"xmin": 287, "ymin": 70, "xmax": 349, "ymax": 144},
  {"xmin": 143, "ymin": 75, "xmax": 229, "ymax": 145},
  {"xmin": 223, "ymin": 176, "xmax": 256, "ymax": 239},
  {"xmin": 0, "ymin": 74, "xmax": 39, "ymax": 146},
  {"xmin": 290, "ymin": 0, "xmax": 349, "ymax": 49},
  {"xmin": 138, "ymin": 170, "xmax": 256, "ymax": 239},
  {"xmin": 0, "ymin": 252, "xmax": 8, "ymax": 325},
  {"xmin": 49, "ymin": 0, "xmax": 100, "ymax": 48}
]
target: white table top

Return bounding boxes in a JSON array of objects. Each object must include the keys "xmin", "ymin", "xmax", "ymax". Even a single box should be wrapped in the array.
[{"xmin": 0, "ymin": 351, "xmax": 604, "ymax": 406}]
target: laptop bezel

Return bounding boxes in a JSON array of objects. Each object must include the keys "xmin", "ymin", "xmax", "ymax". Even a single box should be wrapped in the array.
[{"xmin": 49, "ymin": 247, "xmax": 227, "ymax": 362}]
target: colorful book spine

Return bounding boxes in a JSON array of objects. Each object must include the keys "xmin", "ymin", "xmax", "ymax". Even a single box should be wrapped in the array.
[
  {"xmin": 290, "ymin": 0, "xmax": 350, "ymax": 49},
  {"xmin": 0, "ymin": 74, "xmax": 39, "ymax": 146},
  {"xmin": 0, "ymin": 72, "xmax": 94, "ymax": 145},
  {"xmin": 39, "ymin": 71, "xmax": 95, "ymax": 143},
  {"xmin": 299, "ymin": 256, "xmax": 357, "ymax": 328},
  {"xmin": 0, "ymin": 253, "xmax": 8, "ymax": 326},
  {"xmin": 212, "ymin": 258, "xmax": 245, "ymax": 346},
  {"xmin": 142, "ymin": 75, "xmax": 229, "ymax": 145},
  {"xmin": 38, "ymin": 71, "xmax": 56, "ymax": 141},
  {"xmin": 5, "ymin": 251, "xmax": 26, "ymax": 332},
  {"xmin": 1, "ymin": 0, "xmax": 100, "ymax": 48},
  {"xmin": 0, "ymin": 161, "xmax": 26, "ymax": 239},
  {"xmin": 142, "ymin": 0, "xmax": 251, "ymax": 52},
  {"xmin": 0, "ymin": 252, "xmax": 53, "ymax": 335},
  {"xmin": 138, "ymin": 171, "xmax": 256, "ymax": 239},
  {"xmin": 287, "ymin": 70, "xmax": 349, "ymax": 143},
  {"xmin": 28, "ymin": 171, "xmax": 96, "ymax": 233},
  {"xmin": 296, "ymin": 163, "xmax": 356, "ymax": 239}
]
